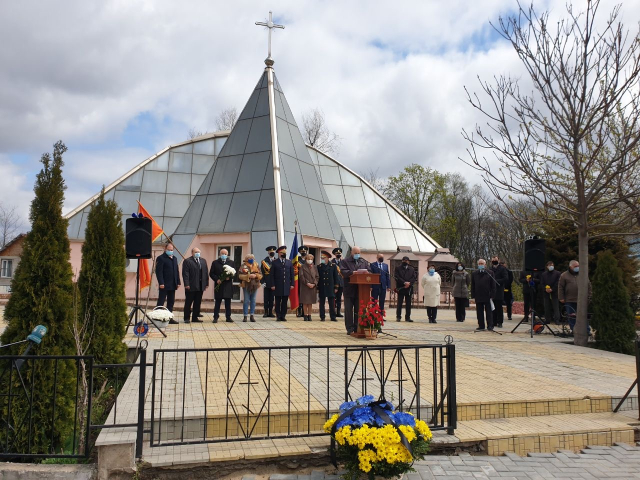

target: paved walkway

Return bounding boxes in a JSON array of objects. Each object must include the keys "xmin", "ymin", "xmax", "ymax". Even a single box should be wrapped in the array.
[{"xmin": 247, "ymin": 444, "xmax": 640, "ymax": 479}]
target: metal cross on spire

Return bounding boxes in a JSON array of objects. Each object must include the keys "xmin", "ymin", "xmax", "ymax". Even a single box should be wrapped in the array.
[{"xmin": 255, "ymin": 11, "xmax": 285, "ymax": 66}]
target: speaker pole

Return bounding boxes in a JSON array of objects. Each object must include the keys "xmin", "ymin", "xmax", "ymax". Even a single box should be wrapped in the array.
[{"xmin": 127, "ymin": 258, "xmax": 167, "ymax": 338}]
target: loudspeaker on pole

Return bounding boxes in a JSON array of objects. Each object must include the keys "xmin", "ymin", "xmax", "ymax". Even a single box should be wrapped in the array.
[
  {"xmin": 126, "ymin": 217, "xmax": 152, "ymax": 259},
  {"xmin": 524, "ymin": 237, "xmax": 546, "ymax": 272}
]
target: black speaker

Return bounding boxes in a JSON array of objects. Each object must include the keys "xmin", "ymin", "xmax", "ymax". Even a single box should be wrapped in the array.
[
  {"xmin": 126, "ymin": 217, "xmax": 152, "ymax": 259},
  {"xmin": 524, "ymin": 238, "xmax": 546, "ymax": 272}
]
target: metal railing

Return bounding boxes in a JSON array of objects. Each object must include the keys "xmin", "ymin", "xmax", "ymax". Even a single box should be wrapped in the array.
[
  {"xmin": 150, "ymin": 343, "xmax": 456, "ymax": 447},
  {"xmin": 0, "ymin": 349, "xmax": 148, "ymax": 460}
]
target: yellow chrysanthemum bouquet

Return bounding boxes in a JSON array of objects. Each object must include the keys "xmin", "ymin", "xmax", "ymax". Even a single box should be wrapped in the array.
[{"xmin": 324, "ymin": 395, "xmax": 432, "ymax": 480}]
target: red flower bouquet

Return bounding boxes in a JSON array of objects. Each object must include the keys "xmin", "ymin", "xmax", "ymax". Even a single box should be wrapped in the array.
[{"xmin": 358, "ymin": 298, "xmax": 385, "ymax": 337}]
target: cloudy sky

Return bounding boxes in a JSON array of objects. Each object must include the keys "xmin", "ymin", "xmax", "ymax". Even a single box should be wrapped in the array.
[{"xmin": 0, "ymin": 0, "xmax": 636, "ymax": 229}]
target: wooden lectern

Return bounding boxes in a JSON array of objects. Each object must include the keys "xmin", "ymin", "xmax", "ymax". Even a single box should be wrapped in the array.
[{"xmin": 349, "ymin": 272, "xmax": 380, "ymax": 337}]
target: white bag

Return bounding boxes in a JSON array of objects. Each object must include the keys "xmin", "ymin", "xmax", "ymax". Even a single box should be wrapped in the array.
[{"xmin": 490, "ymin": 299, "xmax": 495, "ymax": 311}]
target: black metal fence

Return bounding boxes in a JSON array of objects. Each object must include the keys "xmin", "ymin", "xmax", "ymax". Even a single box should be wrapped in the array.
[
  {"xmin": 150, "ymin": 343, "xmax": 456, "ymax": 447},
  {"xmin": 0, "ymin": 349, "xmax": 148, "ymax": 460}
]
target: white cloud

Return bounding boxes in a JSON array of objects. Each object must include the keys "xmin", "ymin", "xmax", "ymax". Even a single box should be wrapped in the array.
[{"xmin": 0, "ymin": 0, "xmax": 636, "ymax": 226}]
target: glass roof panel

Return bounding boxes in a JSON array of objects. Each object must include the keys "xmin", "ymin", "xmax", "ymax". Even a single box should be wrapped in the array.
[
  {"xmin": 225, "ymin": 191, "xmax": 261, "ymax": 232},
  {"xmin": 193, "ymin": 139, "xmax": 215, "ymax": 156},
  {"xmin": 338, "ymin": 167, "xmax": 362, "ymax": 186},
  {"xmin": 363, "ymin": 184, "xmax": 387, "ymax": 207},
  {"xmin": 208, "ymin": 155, "xmax": 242, "ymax": 194},
  {"xmin": 298, "ymin": 161, "xmax": 323, "ymax": 201},
  {"xmin": 387, "ymin": 205, "xmax": 414, "ymax": 230},
  {"xmin": 169, "ymin": 153, "xmax": 192, "ymax": 173},
  {"xmin": 192, "ymin": 154, "xmax": 215, "ymax": 174},
  {"xmin": 276, "ymin": 117, "xmax": 296, "ymax": 158},
  {"xmin": 333, "ymin": 206, "xmax": 351, "ymax": 227},
  {"xmin": 220, "ymin": 119, "xmax": 252, "ymax": 156},
  {"xmin": 199, "ymin": 194, "xmax": 233, "ymax": 233},
  {"xmin": 352, "ymin": 227, "xmax": 377, "ymax": 250},
  {"xmin": 393, "ymin": 229, "xmax": 419, "ymax": 251},
  {"xmin": 252, "ymin": 189, "xmax": 276, "ymax": 231},
  {"xmin": 290, "ymin": 193, "xmax": 318, "ymax": 237},
  {"xmin": 262, "ymin": 154, "xmax": 274, "ymax": 189},
  {"xmin": 146, "ymin": 152, "xmax": 169, "ymax": 171},
  {"xmin": 236, "ymin": 151, "xmax": 270, "ymax": 192},
  {"xmin": 190, "ymin": 174, "xmax": 207, "ymax": 195},
  {"xmin": 367, "ymin": 207, "xmax": 391, "ymax": 228},
  {"xmin": 238, "ymin": 89, "xmax": 260, "ymax": 121},
  {"xmin": 244, "ymin": 115, "xmax": 272, "ymax": 154},
  {"xmin": 343, "ymin": 186, "xmax": 367, "ymax": 206},
  {"xmin": 309, "ymin": 199, "xmax": 332, "ymax": 238},
  {"xmin": 280, "ymin": 153, "xmax": 306, "ymax": 196},
  {"xmin": 252, "ymin": 231, "xmax": 278, "ymax": 258},
  {"xmin": 164, "ymin": 194, "xmax": 191, "ymax": 218},
  {"xmin": 139, "ymin": 192, "xmax": 165, "ymax": 217},
  {"xmin": 114, "ymin": 190, "xmax": 141, "ymax": 216},
  {"xmin": 141, "ymin": 170, "xmax": 168, "ymax": 193},
  {"xmin": 324, "ymin": 185, "xmax": 346, "ymax": 205},
  {"xmin": 347, "ymin": 206, "xmax": 371, "ymax": 228},
  {"xmin": 253, "ymin": 88, "xmax": 270, "ymax": 118},
  {"xmin": 166, "ymin": 173, "xmax": 191, "ymax": 195},
  {"xmin": 319, "ymin": 166, "xmax": 341, "ymax": 185},
  {"xmin": 372, "ymin": 228, "xmax": 397, "ymax": 251}
]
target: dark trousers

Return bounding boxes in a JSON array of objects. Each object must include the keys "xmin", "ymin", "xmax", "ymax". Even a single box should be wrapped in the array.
[
  {"xmin": 157, "ymin": 289, "xmax": 176, "ymax": 312},
  {"xmin": 334, "ymin": 287, "xmax": 343, "ymax": 314},
  {"xmin": 476, "ymin": 301, "xmax": 493, "ymax": 330},
  {"xmin": 543, "ymin": 291, "xmax": 561, "ymax": 324},
  {"xmin": 319, "ymin": 296, "xmax": 336, "ymax": 320},
  {"xmin": 506, "ymin": 299, "xmax": 513, "ymax": 319},
  {"xmin": 427, "ymin": 306, "xmax": 438, "ymax": 322},
  {"xmin": 523, "ymin": 291, "xmax": 532, "ymax": 319},
  {"xmin": 396, "ymin": 289, "xmax": 412, "ymax": 320},
  {"xmin": 492, "ymin": 300, "xmax": 504, "ymax": 326},
  {"xmin": 184, "ymin": 290, "xmax": 203, "ymax": 322},
  {"xmin": 264, "ymin": 287, "xmax": 274, "ymax": 314},
  {"xmin": 275, "ymin": 296, "xmax": 289, "ymax": 319},
  {"xmin": 214, "ymin": 297, "xmax": 231, "ymax": 320},
  {"xmin": 344, "ymin": 296, "xmax": 357, "ymax": 333},
  {"xmin": 371, "ymin": 286, "xmax": 386, "ymax": 312},
  {"xmin": 454, "ymin": 297, "xmax": 466, "ymax": 321}
]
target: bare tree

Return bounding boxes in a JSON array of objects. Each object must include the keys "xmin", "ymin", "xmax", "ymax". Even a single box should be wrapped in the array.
[
  {"xmin": 302, "ymin": 108, "xmax": 341, "ymax": 157},
  {"xmin": 188, "ymin": 128, "xmax": 207, "ymax": 139},
  {"xmin": 215, "ymin": 107, "xmax": 238, "ymax": 131},
  {"xmin": 0, "ymin": 203, "xmax": 20, "ymax": 249},
  {"xmin": 360, "ymin": 167, "xmax": 388, "ymax": 195},
  {"xmin": 462, "ymin": 0, "xmax": 640, "ymax": 346}
]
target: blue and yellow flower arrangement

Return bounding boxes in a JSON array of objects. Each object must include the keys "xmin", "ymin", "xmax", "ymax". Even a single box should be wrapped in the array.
[{"xmin": 324, "ymin": 395, "xmax": 432, "ymax": 479}]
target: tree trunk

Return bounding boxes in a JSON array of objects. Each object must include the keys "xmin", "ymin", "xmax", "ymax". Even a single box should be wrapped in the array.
[{"xmin": 574, "ymin": 229, "xmax": 590, "ymax": 346}]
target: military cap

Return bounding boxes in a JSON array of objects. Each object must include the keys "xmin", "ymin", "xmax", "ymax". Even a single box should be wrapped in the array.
[
  {"xmin": 266, "ymin": 246, "xmax": 277, "ymax": 253},
  {"xmin": 402, "ymin": 255, "xmax": 410, "ymax": 261},
  {"xmin": 321, "ymin": 250, "xmax": 332, "ymax": 258},
  {"xmin": 332, "ymin": 247, "xmax": 343, "ymax": 255},
  {"xmin": 298, "ymin": 245, "xmax": 308, "ymax": 254},
  {"xmin": 276, "ymin": 246, "xmax": 287, "ymax": 253}
]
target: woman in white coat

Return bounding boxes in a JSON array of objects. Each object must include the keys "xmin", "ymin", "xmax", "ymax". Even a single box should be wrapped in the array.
[{"xmin": 421, "ymin": 264, "xmax": 441, "ymax": 323}]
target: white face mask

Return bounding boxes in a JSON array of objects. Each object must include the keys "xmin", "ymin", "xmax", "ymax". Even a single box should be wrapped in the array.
[{"xmin": 307, "ymin": 260, "xmax": 313, "ymax": 265}]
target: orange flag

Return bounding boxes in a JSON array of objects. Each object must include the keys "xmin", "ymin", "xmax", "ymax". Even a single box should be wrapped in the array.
[{"xmin": 137, "ymin": 201, "xmax": 165, "ymax": 291}]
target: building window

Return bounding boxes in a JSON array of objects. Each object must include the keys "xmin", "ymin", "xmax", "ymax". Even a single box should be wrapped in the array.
[{"xmin": 1, "ymin": 259, "xmax": 12, "ymax": 278}]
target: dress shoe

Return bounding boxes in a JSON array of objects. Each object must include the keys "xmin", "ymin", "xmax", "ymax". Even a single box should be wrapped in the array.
[
  {"xmin": 432, "ymin": 320, "xmax": 437, "ymax": 324},
  {"xmin": 474, "ymin": 327, "xmax": 485, "ymax": 332},
  {"xmin": 405, "ymin": 319, "xmax": 413, "ymax": 322},
  {"xmin": 198, "ymin": 314, "xmax": 203, "ymax": 318},
  {"xmin": 396, "ymin": 318, "xmax": 401, "ymax": 322},
  {"xmin": 213, "ymin": 319, "xmax": 218, "ymax": 323},
  {"xmin": 320, "ymin": 318, "xmax": 325, "ymax": 322},
  {"xmin": 263, "ymin": 313, "xmax": 269, "ymax": 318},
  {"xmin": 169, "ymin": 319, "xmax": 179, "ymax": 324},
  {"xmin": 268, "ymin": 313, "xmax": 276, "ymax": 318},
  {"xmin": 336, "ymin": 313, "xmax": 344, "ymax": 318},
  {"xmin": 307, "ymin": 315, "xmax": 312, "ymax": 322},
  {"xmin": 330, "ymin": 318, "xmax": 337, "ymax": 322},
  {"xmin": 250, "ymin": 315, "xmax": 255, "ymax": 322},
  {"xmin": 243, "ymin": 316, "xmax": 248, "ymax": 322},
  {"xmin": 182, "ymin": 320, "xmax": 190, "ymax": 324},
  {"xmin": 192, "ymin": 319, "xmax": 203, "ymax": 323},
  {"xmin": 226, "ymin": 318, "xmax": 234, "ymax": 323}
]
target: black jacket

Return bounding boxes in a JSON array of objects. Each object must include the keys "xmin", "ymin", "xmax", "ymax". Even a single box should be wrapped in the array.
[
  {"xmin": 490, "ymin": 264, "xmax": 509, "ymax": 301},
  {"xmin": 156, "ymin": 253, "xmax": 180, "ymax": 290},
  {"xmin": 261, "ymin": 255, "xmax": 274, "ymax": 288},
  {"xmin": 471, "ymin": 269, "xmax": 496, "ymax": 303},
  {"xmin": 519, "ymin": 270, "xmax": 540, "ymax": 294},
  {"xmin": 331, "ymin": 258, "xmax": 344, "ymax": 287},
  {"xmin": 317, "ymin": 262, "xmax": 340, "ymax": 298},
  {"xmin": 182, "ymin": 256, "xmax": 209, "ymax": 292},
  {"xmin": 339, "ymin": 257, "xmax": 371, "ymax": 297},
  {"xmin": 394, "ymin": 264, "xmax": 417, "ymax": 293},
  {"xmin": 209, "ymin": 258, "xmax": 236, "ymax": 299},
  {"xmin": 267, "ymin": 257, "xmax": 295, "ymax": 296},
  {"xmin": 540, "ymin": 269, "xmax": 561, "ymax": 294}
]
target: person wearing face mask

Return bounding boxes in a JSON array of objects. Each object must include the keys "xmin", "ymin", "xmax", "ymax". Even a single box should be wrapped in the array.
[
  {"xmin": 471, "ymin": 259, "xmax": 496, "ymax": 331},
  {"xmin": 370, "ymin": 253, "xmax": 390, "ymax": 314},
  {"xmin": 540, "ymin": 261, "xmax": 561, "ymax": 325},
  {"xmin": 501, "ymin": 261, "xmax": 514, "ymax": 321},
  {"xmin": 209, "ymin": 248, "xmax": 236, "ymax": 323},
  {"xmin": 318, "ymin": 251, "xmax": 340, "ymax": 322},
  {"xmin": 559, "ymin": 260, "xmax": 592, "ymax": 333},
  {"xmin": 339, "ymin": 246, "xmax": 372, "ymax": 335},
  {"xmin": 261, "ymin": 246, "xmax": 277, "ymax": 318},
  {"xmin": 421, "ymin": 264, "xmax": 441, "ymax": 323},
  {"xmin": 490, "ymin": 256, "xmax": 509, "ymax": 328},
  {"xmin": 181, "ymin": 247, "xmax": 209, "ymax": 324},
  {"xmin": 519, "ymin": 269, "xmax": 540, "ymax": 322},
  {"xmin": 299, "ymin": 253, "xmax": 319, "ymax": 321},
  {"xmin": 332, "ymin": 248, "xmax": 345, "ymax": 318},
  {"xmin": 451, "ymin": 262, "xmax": 470, "ymax": 322},
  {"xmin": 296, "ymin": 246, "xmax": 309, "ymax": 317},
  {"xmin": 156, "ymin": 243, "xmax": 181, "ymax": 321},
  {"xmin": 394, "ymin": 256, "xmax": 417, "ymax": 322},
  {"xmin": 267, "ymin": 246, "xmax": 295, "ymax": 321},
  {"xmin": 238, "ymin": 254, "xmax": 263, "ymax": 322}
]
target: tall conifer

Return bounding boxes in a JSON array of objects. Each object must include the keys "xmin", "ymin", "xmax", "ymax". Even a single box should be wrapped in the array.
[
  {"xmin": 77, "ymin": 189, "xmax": 127, "ymax": 365},
  {"xmin": 0, "ymin": 141, "xmax": 76, "ymax": 454}
]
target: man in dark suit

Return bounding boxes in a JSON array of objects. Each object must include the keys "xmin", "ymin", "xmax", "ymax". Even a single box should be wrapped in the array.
[
  {"xmin": 296, "ymin": 246, "xmax": 308, "ymax": 317},
  {"xmin": 471, "ymin": 259, "xmax": 496, "ymax": 331},
  {"xmin": 156, "ymin": 243, "xmax": 180, "ymax": 323},
  {"xmin": 370, "ymin": 253, "xmax": 390, "ymax": 314},
  {"xmin": 267, "ymin": 246, "xmax": 295, "ymax": 321},
  {"xmin": 339, "ymin": 246, "xmax": 371, "ymax": 335},
  {"xmin": 317, "ymin": 250, "xmax": 340, "ymax": 322},
  {"xmin": 332, "ymin": 247, "xmax": 344, "ymax": 317},
  {"xmin": 209, "ymin": 248, "xmax": 235, "ymax": 323},
  {"xmin": 261, "ymin": 246, "xmax": 276, "ymax": 318},
  {"xmin": 181, "ymin": 247, "xmax": 209, "ymax": 323},
  {"xmin": 394, "ymin": 256, "xmax": 417, "ymax": 322},
  {"xmin": 490, "ymin": 255, "xmax": 509, "ymax": 328}
]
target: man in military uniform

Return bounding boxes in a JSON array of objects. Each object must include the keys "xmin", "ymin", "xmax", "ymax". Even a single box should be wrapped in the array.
[
  {"xmin": 296, "ymin": 245, "xmax": 309, "ymax": 317},
  {"xmin": 332, "ymin": 247, "xmax": 344, "ymax": 317},
  {"xmin": 267, "ymin": 246, "xmax": 295, "ymax": 321},
  {"xmin": 261, "ymin": 246, "xmax": 277, "ymax": 318},
  {"xmin": 317, "ymin": 250, "xmax": 340, "ymax": 322}
]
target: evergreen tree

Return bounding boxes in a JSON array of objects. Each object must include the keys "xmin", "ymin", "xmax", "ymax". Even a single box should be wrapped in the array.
[
  {"xmin": 0, "ymin": 141, "xmax": 76, "ymax": 454},
  {"xmin": 77, "ymin": 188, "xmax": 127, "ymax": 366},
  {"xmin": 592, "ymin": 250, "xmax": 636, "ymax": 354}
]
